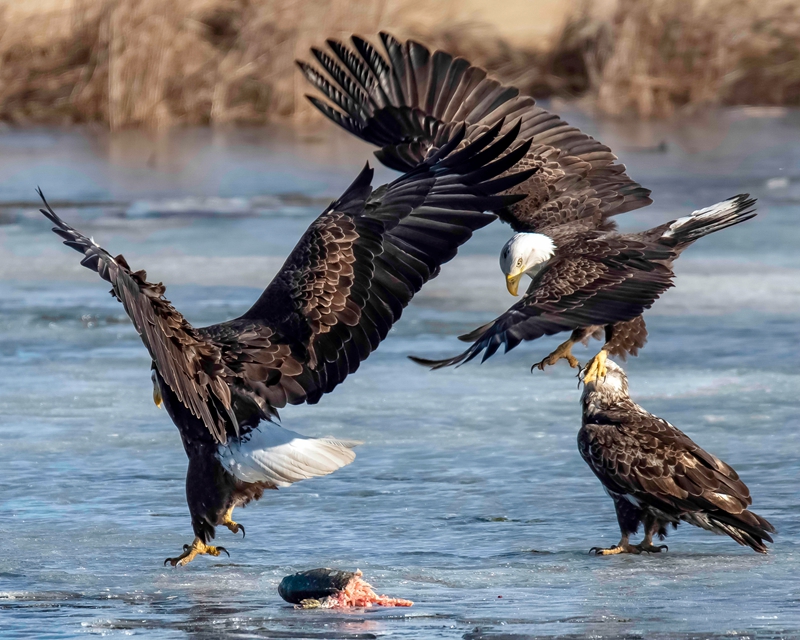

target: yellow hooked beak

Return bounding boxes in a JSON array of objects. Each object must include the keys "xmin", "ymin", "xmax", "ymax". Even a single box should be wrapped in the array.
[
  {"xmin": 506, "ymin": 272, "xmax": 523, "ymax": 296},
  {"xmin": 153, "ymin": 386, "xmax": 163, "ymax": 409}
]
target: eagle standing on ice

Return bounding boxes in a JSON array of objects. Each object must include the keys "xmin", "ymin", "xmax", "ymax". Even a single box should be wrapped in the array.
[
  {"xmin": 297, "ymin": 34, "xmax": 756, "ymax": 379},
  {"xmin": 580, "ymin": 359, "xmax": 775, "ymax": 554},
  {"xmin": 38, "ymin": 123, "xmax": 534, "ymax": 566}
]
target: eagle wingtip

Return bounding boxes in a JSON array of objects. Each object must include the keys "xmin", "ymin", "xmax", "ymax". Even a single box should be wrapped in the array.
[
  {"xmin": 407, "ymin": 354, "xmax": 451, "ymax": 370},
  {"xmin": 407, "ymin": 354, "xmax": 434, "ymax": 368}
]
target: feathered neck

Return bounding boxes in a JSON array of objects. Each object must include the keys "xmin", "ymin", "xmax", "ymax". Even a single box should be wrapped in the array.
[{"xmin": 581, "ymin": 364, "xmax": 630, "ymax": 413}]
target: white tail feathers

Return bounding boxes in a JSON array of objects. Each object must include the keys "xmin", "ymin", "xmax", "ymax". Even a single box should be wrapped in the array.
[
  {"xmin": 217, "ymin": 423, "xmax": 360, "ymax": 487},
  {"xmin": 661, "ymin": 194, "xmax": 756, "ymax": 243}
]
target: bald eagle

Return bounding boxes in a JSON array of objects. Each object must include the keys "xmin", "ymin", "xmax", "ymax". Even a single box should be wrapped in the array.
[
  {"xmin": 412, "ymin": 194, "xmax": 755, "ymax": 381},
  {"xmin": 296, "ymin": 34, "xmax": 756, "ymax": 379},
  {"xmin": 38, "ymin": 123, "xmax": 534, "ymax": 566},
  {"xmin": 580, "ymin": 359, "xmax": 775, "ymax": 554}
]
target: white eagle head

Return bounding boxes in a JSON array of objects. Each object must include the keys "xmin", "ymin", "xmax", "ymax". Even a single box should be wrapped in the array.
[{"xmin": 499, "ymin": 232, "xmax": 555, "ymax": 296}]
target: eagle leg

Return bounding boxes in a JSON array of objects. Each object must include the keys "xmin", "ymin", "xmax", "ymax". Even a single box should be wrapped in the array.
[
  {"xmin": 164, "ymin": 537, "xmax": 230, "ymax": 567},
  {"xmin": 634, "ymin": 529, "xmax": 668, "ymax": 553},
  {"xmin": 590, "ymin": 535, "xmax": 641, "ymax": 555},
  {"xmin": 221, "ymin": 505, "xmax": 245, "ymax": 538},
  {"xmin": 582, "ymin": 349, "xmax": 608, "ymax": 384},
  {"xmin": 531, "ymin": 337, "xmax": 581, "ymax": 372}
]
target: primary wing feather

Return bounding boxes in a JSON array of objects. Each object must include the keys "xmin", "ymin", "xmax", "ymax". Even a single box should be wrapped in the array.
[
  {"xmin": 38, "ymin": 190, "xmax": 236, "ymax": 443},
  {"xmin": 298, "ymin": 33, "xmax": 652, "ymax": 234}
]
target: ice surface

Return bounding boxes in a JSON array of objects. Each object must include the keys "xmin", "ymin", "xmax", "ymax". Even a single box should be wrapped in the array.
[{"xmin": 0, "ymin": 114, "xmax": 799, "ymax": 639}]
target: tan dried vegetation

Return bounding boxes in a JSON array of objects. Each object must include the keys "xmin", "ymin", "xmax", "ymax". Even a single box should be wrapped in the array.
[{"xmin": 0, "ymin": 0, "xmax": 796, "ymax": 128}]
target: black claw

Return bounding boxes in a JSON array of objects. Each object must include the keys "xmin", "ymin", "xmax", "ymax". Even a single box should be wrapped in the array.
[
  {"xmin": 163, "ymin": 558, "xmax": 171, "ymax": 566},
  {"xmin": 239, "ymin": 524, "xmax": 246, "ymax": 538},
  {"xmin": 217, "ymin": 546, "xmax": 230, "ymax": 558},
  {"xmin": 183, "ymin": 544, "xmax": 191, "ymax": 551}
]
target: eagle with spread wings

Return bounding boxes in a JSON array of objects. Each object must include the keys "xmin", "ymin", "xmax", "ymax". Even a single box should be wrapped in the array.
[
  {"xmin": 39, "ymin": 123, "xmax": 534, "ymax": 566},
  {"xmin": 580, "ymin": 359, "xmax": 774, "ymax": 554},
  {"xmin": 297, "ymin": 33, "xmax": 755, "ymax": 381}
]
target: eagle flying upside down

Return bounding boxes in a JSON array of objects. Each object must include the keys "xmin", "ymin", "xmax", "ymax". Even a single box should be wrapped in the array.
[
  {"xmin": 580, "ymin": 359, "xmax": 775, "ymax": 554},
  {"xmin": 297, "ymin": 33, "xmax": 756, "ymax": 380},
  {"xmin": 38, "ymin": 123, "xmax": 534, "ymax": 566}
]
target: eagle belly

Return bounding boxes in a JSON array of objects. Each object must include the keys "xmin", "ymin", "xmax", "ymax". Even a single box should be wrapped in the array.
[{"xmin": 217, "ymin": 423, "xmax": 359, "ymax": 487}]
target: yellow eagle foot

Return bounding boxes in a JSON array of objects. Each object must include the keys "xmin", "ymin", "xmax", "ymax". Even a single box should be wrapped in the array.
[
  {"xmin": 164, "ymin": 538, "xmax": 229, "ymax": 567},
  {"xmin": 590, "ymin": 543, "xmax": 641, "ymax": 555},
  {"xmin": 222, "ymin": 506, "xmax": 245, "ymax": 537},
  {"xmin": 223, "ymin": 518, "xmax": 245, "ymax": 538},
  {"xmin": 531, "ymin": 339, "xmax": 580, "ymax": 372},
  {"xmin": 582, "ymin": 350, "xmax": 608, "ymax": 384}
]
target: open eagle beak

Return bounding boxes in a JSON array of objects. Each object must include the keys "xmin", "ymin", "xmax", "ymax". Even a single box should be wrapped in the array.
[
  {"xmin": 506, "ymin": 273, "xmax": 523, "ymax": 296},
  {"xmin": 153, "ymin": 387, "xmax": 163, "ymax": 409}
]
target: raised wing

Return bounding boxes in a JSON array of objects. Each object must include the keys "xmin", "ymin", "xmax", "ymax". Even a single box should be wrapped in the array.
[
  {"xmin": 297, "ymin": 32, "xmax": 651, "ymax": 234},
  {"xmin": 410, "ymin": 235, "xmax": 675, "ymax": 368},
  {"xmin": 39, "ymin": 191, "xmax": 236, "ymax": 444},
  {"xmin": 198, "ymin": 122, "xmax": 536, "ymax": 421}
]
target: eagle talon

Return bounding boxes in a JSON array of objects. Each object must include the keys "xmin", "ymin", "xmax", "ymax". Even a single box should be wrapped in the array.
[
  {"xmin": 590, "ymin": 543, "xmax": 641, "ymax": 555},
  {"xmin": 531, "ymin": 339, "xmax": 579, "ymax": 373},
  {"xmin": 222, "ymin": 507, "xmax": 245, "ymax": 538},
  {"xmin": 582, "ymin": 350, "xmax": 608, "ymax": 384},
  {"xmin": 224, "ymin": 521, "xmax": 245, "ymax": 538},
  {"xmin": 164, "ymin": 538, "xmax": 230, "ymax": 566}
]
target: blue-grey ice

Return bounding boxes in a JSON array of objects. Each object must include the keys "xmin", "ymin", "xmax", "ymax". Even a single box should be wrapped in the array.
[{"xmin": 0, "ymin": 110, "xmax": 799, "ymax": 638}]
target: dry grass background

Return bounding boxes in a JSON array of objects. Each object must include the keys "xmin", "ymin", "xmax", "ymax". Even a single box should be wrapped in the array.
[{"xmin": 0, "ymin": 0, "xmax": 797, "ymax": 129}]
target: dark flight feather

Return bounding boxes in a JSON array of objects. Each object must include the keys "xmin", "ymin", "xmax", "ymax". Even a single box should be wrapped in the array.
[
  {"xmin": 297, "ymin": 32, "xmax": 653, "ymax": 233},
  {"xmin": 38, "ymin": 188, "xmax": 237, "ymax": 444}
]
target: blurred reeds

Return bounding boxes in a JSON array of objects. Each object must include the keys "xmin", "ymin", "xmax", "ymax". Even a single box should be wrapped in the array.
[
  {"xmin": 0, "ymin": 0, "xmax": 797, "ymax": 129},
  {"xmin": 590, "ymin": 0, "xmax": 800, "ymax": 117}
]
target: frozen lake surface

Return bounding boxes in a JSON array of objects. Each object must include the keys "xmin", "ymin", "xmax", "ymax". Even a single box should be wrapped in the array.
[{"xmin": 0, "ymin": 109, "xmax": 799, "ymax": 639}]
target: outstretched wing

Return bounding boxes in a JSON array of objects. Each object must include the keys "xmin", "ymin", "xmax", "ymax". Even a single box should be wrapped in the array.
[
  {"xmin": 579, "ymin": 407, "xmax": 775, "ymax": 547},
  {"xmin": 297, "ymin": 32, "xmax": 651, "ymax": 234},
  {"xmin": 198, "ymin": 123, "xmax": 536, "ymax": 419},
  {"xmin": 410, "ymin": 235, "xmax": 675, "ymax": 368},
  {"xmin": 39, "ymin": 191, "xmax": 236, "ymax": 444}
]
